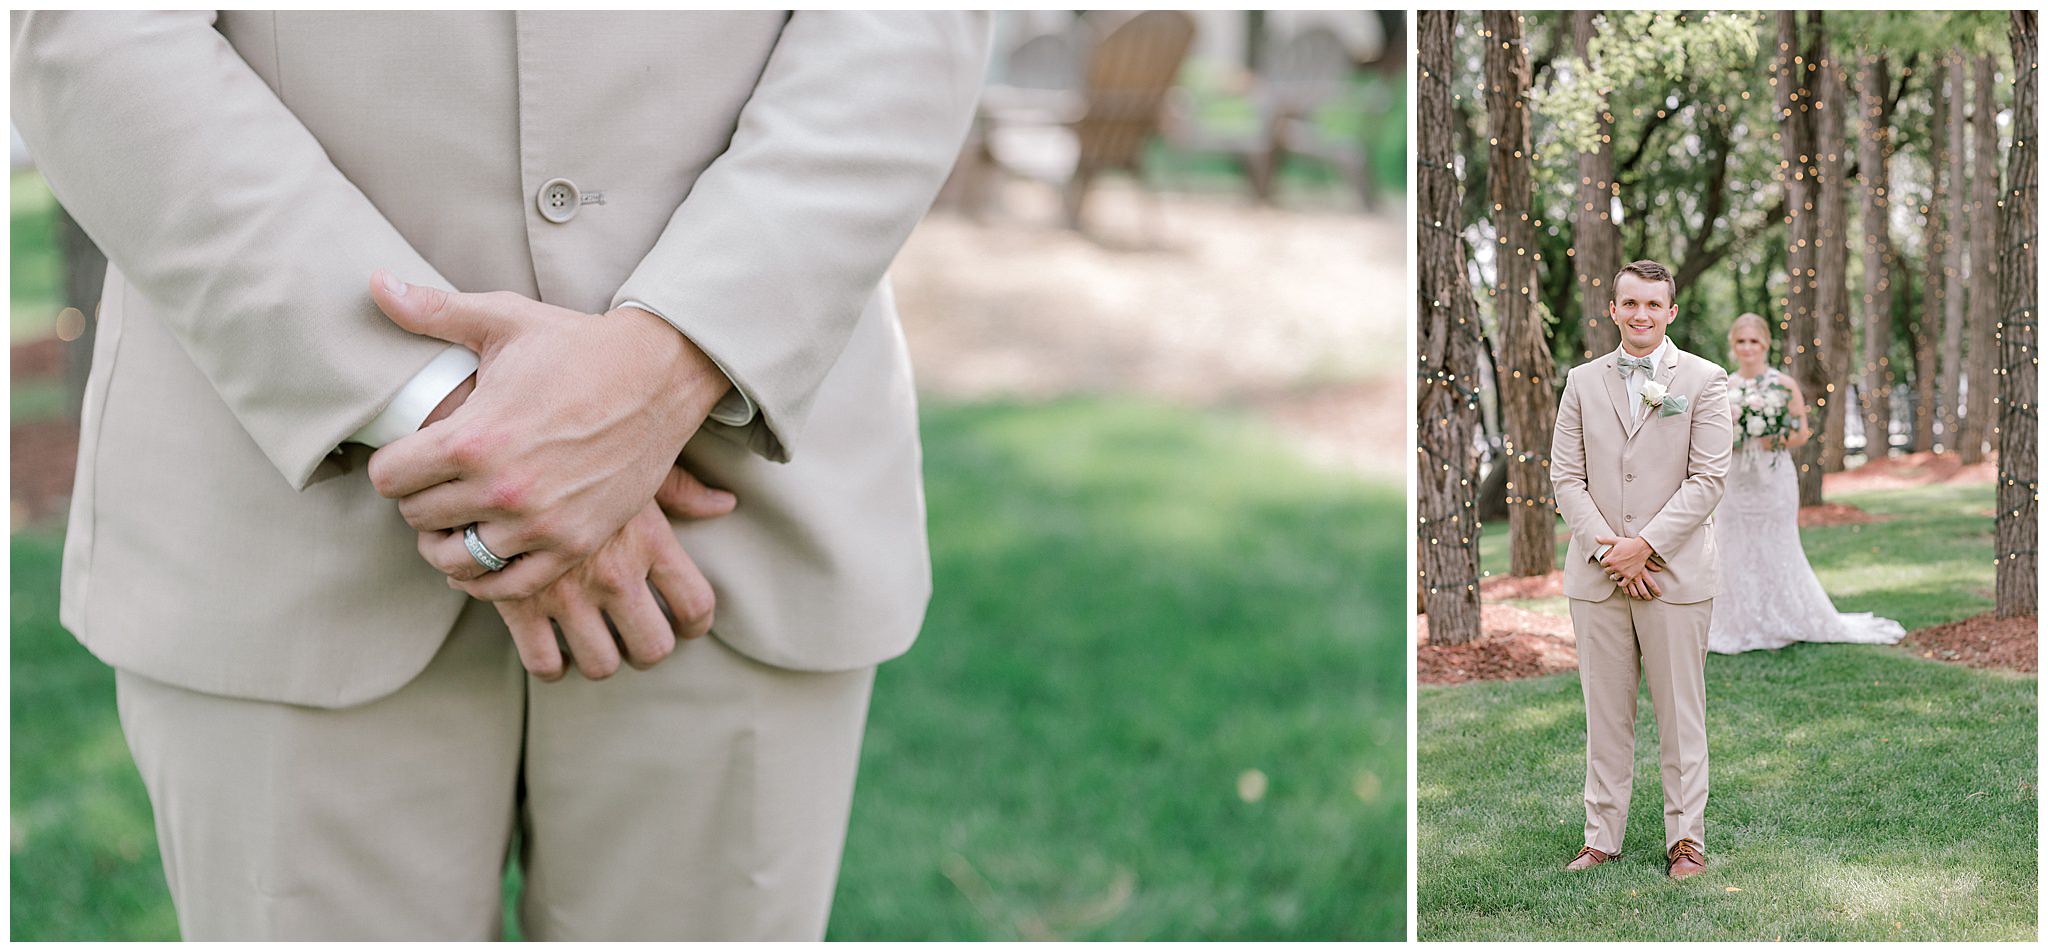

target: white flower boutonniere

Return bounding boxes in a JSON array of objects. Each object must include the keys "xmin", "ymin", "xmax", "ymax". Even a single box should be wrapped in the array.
[{"xmin": 1641, "ymin": 380, "xmax": 1688, "ymax": 417}]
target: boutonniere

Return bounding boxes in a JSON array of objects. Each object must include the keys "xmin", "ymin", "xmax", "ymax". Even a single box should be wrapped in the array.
[{"xmin": 1641, "ymin": 380, "xmax": 1688, "ymax": 417}]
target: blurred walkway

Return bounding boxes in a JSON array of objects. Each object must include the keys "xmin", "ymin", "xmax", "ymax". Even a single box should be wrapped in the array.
[{"xmin": 893, "ymin": 179, "xmax": 1405, "ymax": 480}]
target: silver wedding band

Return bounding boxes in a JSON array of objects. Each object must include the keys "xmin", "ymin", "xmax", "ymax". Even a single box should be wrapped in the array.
[{"xmin": 464, "ymin": 523, "xmax": 509, "ymax": 572}]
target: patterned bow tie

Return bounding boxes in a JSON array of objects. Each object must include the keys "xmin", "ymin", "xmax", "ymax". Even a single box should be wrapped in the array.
[{"xmin": 1615, "ymin": 354, "xmax": 1656, "ymax": 378}]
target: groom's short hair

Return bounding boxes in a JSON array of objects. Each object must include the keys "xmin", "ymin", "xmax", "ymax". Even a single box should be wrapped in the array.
[{"xmin": 1614, "ymin": 260, "xmax": 1677, "ymax": 303}]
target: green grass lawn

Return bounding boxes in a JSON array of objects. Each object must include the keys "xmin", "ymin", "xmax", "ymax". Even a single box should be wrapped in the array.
[
  {"xmin": 11, "ymin": 398, "xmax": 1407, "ymax": 940},
  {"xmin": 12, "ymin": 170, "xmax": 63, "ymax": 343},
  {"xmin": 1427, "ymin": 480, "xmax": 2037, "ymax": 941}
]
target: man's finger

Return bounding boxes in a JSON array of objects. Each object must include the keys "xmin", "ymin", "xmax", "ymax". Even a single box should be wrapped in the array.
[
  {"xmin": 1642, "ymin": 574, "xmax": 1663, "ymax": 598},
  {"xmin": 368, "ymin": 270, "xmax": 510, "ymax": 353},
  {"xmin": 554, "ymin": 601, "xmax": 622, "ymax": 681},
  {"xmin": 398, "ymin": 480, "xmax": 494, "ymax": 533},
  {"xmin": 1595, "ymin": 535, "xmax": 1619, "ymax": 546},
  {"xmin": 655, "ymin": 466, "xmax": 738, "ymax": 521},
  {"xmin": 648, "ymin": 532, "xmax": 716, "ymax": 640},
  {"xmin": 368, "ymin": 428, "xmax": 466, "ymax": 499},
  {"xmin": 453, "ymin": 548, "xmax": 571, "ymax": 601},
  {"xmin": 495, "ymin": 599, "xmax": 566, "ymax": 681},
  {"xmin": 419, "ymin": 528, "xmax": 492, "ymax": 582},
  {"xmin": 608, "ymin": 584, "xmax": 679, "ymax": 671}
]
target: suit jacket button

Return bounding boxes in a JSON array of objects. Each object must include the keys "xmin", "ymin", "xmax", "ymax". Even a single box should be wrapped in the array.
[
  {"xmin": 1624, "ymin": 514, "xmax": 1633, "ymax": 522},
  {"xmin": 1625, "ymin": 473, "xmax": 1635, "ymax": 481},
  {"xmin": 537, "ymin": 178, "xmax": 580, "ymax": 223}
]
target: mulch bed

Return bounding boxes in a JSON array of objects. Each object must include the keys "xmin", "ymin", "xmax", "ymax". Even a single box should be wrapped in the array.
[
  {"xmin": 12, "ymin": 340, "xmax": 81, "ymax": 529},
  {"xmin": 1417, "ymin": 605, "xmax": 1578, "ymax": 685},
  {"xmin": 12, "ymin": 337, "xmax": 67, "ymax": 380},
  {"xmin": 12, "ymin": 418, "xmax": 79, "ymax": 528},
  {"xmin": 1902, "ymin": 612, "xmax": 2038, "ymax": 674},
  {"xmin": 1478, "ymin": 570, "xmax": 1563, "ymax": 601},
  {"xmin": 1824, "ymin": 450, "xmax": 1998, "ymax": 492},
  {"xmin": 1798, "ymin": 502, "xmax": 1881, "ymax": 527}
]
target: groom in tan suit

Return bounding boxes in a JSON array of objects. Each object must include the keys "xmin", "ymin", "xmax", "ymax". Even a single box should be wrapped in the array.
[
  {"xmin": 1550, "ymin": 260, "xmax": 1732, "ymax": 880},
  {"xmin": 14, "ymin": 11, "xmax": 988, "ymax": 939}
]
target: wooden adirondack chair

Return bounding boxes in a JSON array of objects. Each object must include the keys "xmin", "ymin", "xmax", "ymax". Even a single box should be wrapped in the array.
[{"xmin": 983, "ymin": 11, "xmax": 1196, "ymax": 231}]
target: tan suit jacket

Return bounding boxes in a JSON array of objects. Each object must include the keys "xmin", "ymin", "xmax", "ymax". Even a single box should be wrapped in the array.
[
  {"xmin": 14, "ymin": 11, "xmax": 990, "ymax": 707},
  {"xmin": 1550, "ymin": 343, "xmax": 1733, "ymax": 604}
]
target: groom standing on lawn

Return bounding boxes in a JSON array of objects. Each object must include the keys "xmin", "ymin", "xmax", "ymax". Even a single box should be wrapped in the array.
[{"xmin": 1549, "ymin": 259, "xmax": 1733, "ymax": 880}]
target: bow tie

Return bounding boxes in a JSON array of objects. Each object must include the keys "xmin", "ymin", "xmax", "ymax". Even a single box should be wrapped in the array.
[{"xmin": 1615, "ymin": 354, "xmax": 1656, "ymax": 378}]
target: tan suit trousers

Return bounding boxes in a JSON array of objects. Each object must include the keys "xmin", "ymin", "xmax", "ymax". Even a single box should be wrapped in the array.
[
  {"xmin": 115, "ymin": 599, "xmax": 875, "ymax": 940},
  {"xmin": 1570, "ymin": 590, "xmax": 1711, "ymax": 855}
]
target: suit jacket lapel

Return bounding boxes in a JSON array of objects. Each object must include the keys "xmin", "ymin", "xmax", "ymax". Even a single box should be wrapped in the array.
[
  {"xmin": 1601, "ymin": 355, "xmax": 1639, "ymax": 439},
  {"xmin": 1630, "ymin": 344, "xmax": 1684, "ymax": 439}
]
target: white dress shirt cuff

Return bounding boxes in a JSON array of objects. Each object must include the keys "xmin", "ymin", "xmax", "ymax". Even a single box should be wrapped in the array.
[
  {"xmin": 1593, "ymin": 543, "xmax": 1613, "ymax": 562},
  {"xmin": 348, "ymin": 345, "xmax": 479, "ymax": 448},
  {"xmin": 618, "ymin": 299, "xmax": 755, "ymax": 427}
]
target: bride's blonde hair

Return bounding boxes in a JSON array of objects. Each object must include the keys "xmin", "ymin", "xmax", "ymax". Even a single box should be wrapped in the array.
[{"xmin": 1728, "ymin": 312, "xmax": 1770, "ymax": 343}]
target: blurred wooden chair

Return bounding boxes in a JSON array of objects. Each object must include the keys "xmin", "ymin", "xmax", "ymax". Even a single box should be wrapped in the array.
[
  {"xmin": 982, "ymin": 11, "xmax": 1196, "ymax": 231},
  {"xmin": 1257, "ymin": 26, "xmax": 1376, "ymax": 208}
]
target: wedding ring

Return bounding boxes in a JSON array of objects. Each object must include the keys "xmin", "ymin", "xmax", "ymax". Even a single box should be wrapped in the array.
[{"xmin": 464, "ymin": 523, "xmax": 509, "ymax": 572}]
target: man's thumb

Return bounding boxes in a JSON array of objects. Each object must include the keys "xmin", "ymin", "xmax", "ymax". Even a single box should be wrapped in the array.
[
  {"xmin": 370, "ymin": 270, "xmax": 494, "ymax": 350},
  {"xmin": 656, "ymin": 466, "xmax": 738, "ymax": 521}
]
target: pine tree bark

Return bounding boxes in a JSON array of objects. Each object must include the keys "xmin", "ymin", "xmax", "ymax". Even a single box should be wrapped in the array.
[
  {"xmin": 1816, "ymin": 56, "xmax": 1852, "ymax": 474},
  {"xmin": 1483, "ymin": 10, "xmax": 1557, "ymax": 577},
  {"xmin": 1416, "ymin": 11, "xmax": 1484, "ymax": 645},
  {"xmin": 1915, "ymin": 57, "xmax": 1951, "ymax": 454},
  {"xmin": 1963, "ymin": 54, "xmax": 2001, "ymax": 463},
  {"xmin": 1940, "ymin": 55, "xmax": 1969, "ymax": 453},
  {"xmin": 1997, "ymin": 11, "xmax": 2037, "ymax": 619},
  {"xmin": 1571, "ymin": 10, "xmax": 1621, "ymax": 363},
  {"xmin": 1858, "ymin": 52, "xmax": 1896, "ymax": 461},
  {"xmin": 1777, "ymin": 13, "xmax": 1827, "ymax": 505}
]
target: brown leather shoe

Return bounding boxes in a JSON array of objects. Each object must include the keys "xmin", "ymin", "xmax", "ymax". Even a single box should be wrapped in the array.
[
  {"xmin": 1565, "ymin": 845, "xmax": 1620, "ymax": 870},
  {"xmin": 1666, "ymin": 839, "xmax": 1706, "ymax": 880}
]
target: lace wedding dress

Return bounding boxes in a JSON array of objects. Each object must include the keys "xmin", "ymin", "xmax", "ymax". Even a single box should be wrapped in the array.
[{"xmin": 1706, "ymin": 369, "xmax": 1907, "ymax": 654}]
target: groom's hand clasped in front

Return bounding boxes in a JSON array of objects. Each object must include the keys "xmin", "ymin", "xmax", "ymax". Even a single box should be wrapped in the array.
[
  {"xmin": 365, "ymin": 271, "xmax": 733, "ymax": 602},
  {"xmin": 1597, "ymin": 534, "xmax": 1663, "ymax": 600}
]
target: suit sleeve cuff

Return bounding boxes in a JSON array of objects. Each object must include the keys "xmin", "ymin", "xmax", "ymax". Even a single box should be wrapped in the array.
[
  {"xmin": 1592, "ymin": 543, "xmax": 1612, "ymax": 562},
  {"xmin": 347, "ymin": 345, "xmax": 478, "ymax": 448},
  {"xmin": 618, "ymin": 298, "xmax": 754, "ymax": 426}
]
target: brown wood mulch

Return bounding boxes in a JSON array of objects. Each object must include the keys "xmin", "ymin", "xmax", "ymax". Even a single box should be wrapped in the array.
[
  {"xmin": 11, "ymin": 417, "xmax": 79, "ymax": 529},
  {"xmin": 1416, "ymin": 605, "xmax": 1577, "ymax": 685},
  {"xmin": 1902, "ymin": 612, "xmax": 2038, "ymax": 674},
  {"xmin": 11, "ymin": 336, "xmax": 66, "ymax": 379}
]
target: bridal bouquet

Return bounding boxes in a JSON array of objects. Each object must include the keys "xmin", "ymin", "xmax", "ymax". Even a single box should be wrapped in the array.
[{"xmin": 1729, "ymin": 375, "xmax": 1793, "ymax": 448}]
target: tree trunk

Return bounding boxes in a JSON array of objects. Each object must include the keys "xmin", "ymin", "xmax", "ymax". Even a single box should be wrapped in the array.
[
  {"xmin": 1816, "ymin": 54, "xmax": 1852, "ymax": 474},
  {"xmin": 1483, "ymin": 10, "xmax": 1557, "ymax": 578},
  {"xmin": 1915, "ymin": 57, "xmax": 1950, "ymax": 455},
  {"xmin": 1963, "ymin": 54, "xmax": 2001, "ymax": 463},
  {"xmin": 1777, "ymin": 12, "xmax": 1827, "ymax": 505},
  {"xmin": 1415, "ymin": 11, "xmax": 1484, "ymax": 645},
  {"xmin": 1571, "ymin": 10, "xmax": 1621, "ymax": 363},
  {"xmin": 1940, "ymin": 54, "xmax": 1969, "ymax": 453},
  {"xmin": 1997, "ymin": 11, "xmax": 2037, "ymax": 619},
  {"xmin": 1858, "ymin": 52, "xmax": 1896, "ymax": 461}
]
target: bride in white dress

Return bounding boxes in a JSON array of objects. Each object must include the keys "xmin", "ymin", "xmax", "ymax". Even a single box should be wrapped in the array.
[{"xmin": 1707, "ymin": 313, "xmax": 1907, "ymax": 654}]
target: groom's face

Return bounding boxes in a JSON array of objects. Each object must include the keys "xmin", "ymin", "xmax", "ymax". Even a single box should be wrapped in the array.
[{"xmin": 1609, "ymin": 273, "xmax": 1676, "ymax": 354}]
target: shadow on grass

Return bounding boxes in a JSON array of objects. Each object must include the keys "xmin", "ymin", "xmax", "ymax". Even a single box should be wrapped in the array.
[
  {"xmin": 11, "ymin": 397, "xmax": 1407, "ymax": 940},
  {"xmin": 1419, "ymin": 645, "xmax": 2037, "ymax": 941}
]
